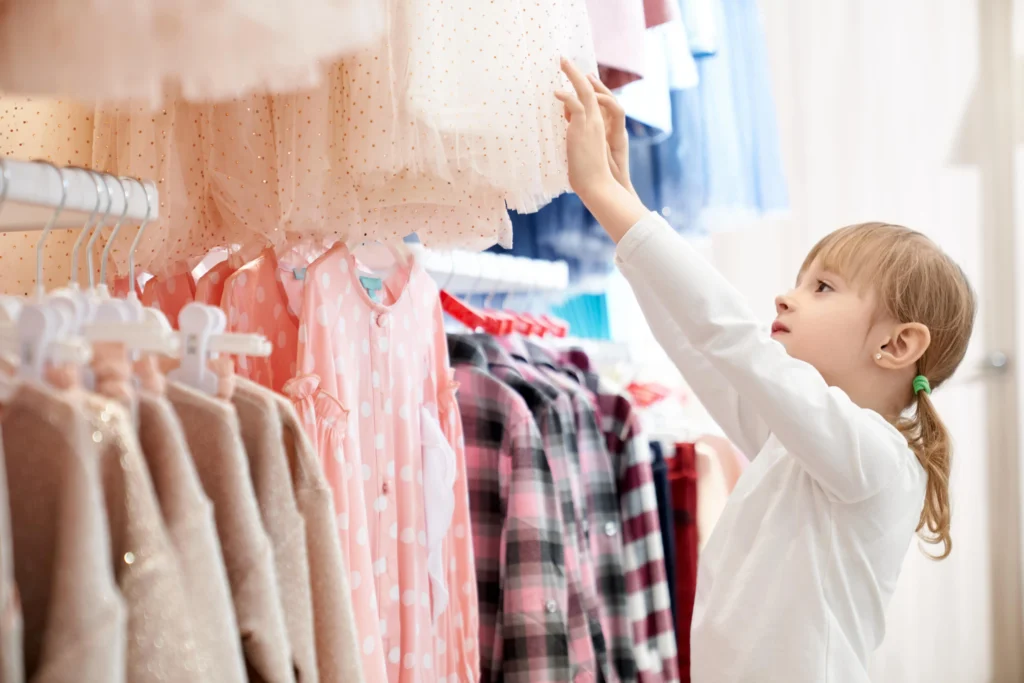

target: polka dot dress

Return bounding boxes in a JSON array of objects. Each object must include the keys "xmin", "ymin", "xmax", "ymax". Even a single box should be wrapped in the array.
[{"xmin": 297, "ymin": 248, "xmax": 479, "ymax": 683}]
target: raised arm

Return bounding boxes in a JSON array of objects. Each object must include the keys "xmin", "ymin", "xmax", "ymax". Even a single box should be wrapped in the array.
[
  {"xmin": 613, "ymin": 213, "xmax": 908, "ymax": 502},
  {"xmin": 556, "ymin": 58, "xmax": 910, "ymax": 501}
]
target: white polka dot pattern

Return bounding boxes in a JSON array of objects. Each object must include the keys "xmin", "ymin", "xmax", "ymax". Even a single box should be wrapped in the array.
[{"xmin": 292, "ymin": 246, "xmax": 479, "ymax": 682}]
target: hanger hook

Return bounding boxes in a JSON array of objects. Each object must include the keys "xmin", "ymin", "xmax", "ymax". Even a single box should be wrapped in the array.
[
  {"xmin": 99, "ymin": 176, "xmax": 132, "ymax": 288},
  {"xmin": 31, "ymin": 160, "xmax": 70, "ymax": 299},
  {"xmin": 484, "ymin": 253, "xmax": 511, "ymax": 310},
  {"xmin": 438, "ymin": 251, "xmax": 458, "ymax": 291},
  {"xmin": 67, "ymin": 167, "xmax": 106, "ymax": 288},
  {"xmin": 86, "ymin": 173, "xmax": 118, "ymax": 289},
  {"xmin": 0, "ymin": 158, "xmax": 9, "ymax": 212},
  {"xmin": 126, "ymin": 178, "xmax": 154, "ymax": 295}
]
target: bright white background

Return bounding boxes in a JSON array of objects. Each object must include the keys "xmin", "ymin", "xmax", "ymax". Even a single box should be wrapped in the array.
[{"xmin": 609, "ymin": 0, "xmax": 1024, "ymax": 680}]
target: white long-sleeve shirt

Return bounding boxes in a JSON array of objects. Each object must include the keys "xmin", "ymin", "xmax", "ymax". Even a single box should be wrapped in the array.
[{"xmin": 614, "ymin": 213, "xmax": 927, "ymax": 682}]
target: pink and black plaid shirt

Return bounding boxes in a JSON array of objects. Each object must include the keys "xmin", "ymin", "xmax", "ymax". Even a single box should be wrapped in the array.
[
  {"xmin": 449, "ymin": 335, "xmax": 600, "ymax": 683},
  {"xmin": 566, "ymin": 348, "xmax": 681, "ymax": 683}
]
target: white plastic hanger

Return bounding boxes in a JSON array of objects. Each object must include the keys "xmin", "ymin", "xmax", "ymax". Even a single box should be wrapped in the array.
[
  {"xmin": 80, "ymin": 177, "xmax": 179, "ymax": 355},
  {"xmin": 167, "ymin": 301, "xmax": 271, "ymax": 395},
  {"xmin": 15, "ymin": 161, "xmax": 92, "ymax": 381},
  {"xmin": 0, "ymin": 160, "xmax": 22, "ymax": 332},
  {"xmin": 48, "ymin": 166, "xmax": 108, "ymax": 334}
]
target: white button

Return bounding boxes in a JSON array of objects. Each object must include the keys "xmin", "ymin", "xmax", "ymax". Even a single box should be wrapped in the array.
[
  {"xmin": 545, "ymin": 600, "xmax": 558, "ymax": 614},
  {"xmin": 603, "ymin": 522, "xmax": 618, "ymax": 537}
]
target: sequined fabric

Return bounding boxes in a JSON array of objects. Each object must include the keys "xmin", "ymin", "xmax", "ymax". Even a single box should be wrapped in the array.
[
  {"xmin": 165, "ymin": 380, "xmax": 296, "ymax": 683},
  {"xmin": 136, "ymin": 391, "xmax": 248, "ymax": 683},
  {"xmin": 78, "ymin": 392, "xmax": 203, "ymax": 682},
  {"xmin": 232, "ymin": 378, "xmax": 318, "ymax": 683},
  {"xmin": 1, "ymin": 383, "xmax": 127, "ymax": 682},
  {"xmin": 0, "ymin": 431, "xmax": 24, "ymax": 683}
]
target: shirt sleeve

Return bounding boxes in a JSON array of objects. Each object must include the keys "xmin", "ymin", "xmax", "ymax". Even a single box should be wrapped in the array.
[
  {"xmin": 625, "ymin": 269, "xmax": 770, "ymax": 458},
  {"xmin": 614, "ymin": 212, "xmax": 911, "ymax": 503}
]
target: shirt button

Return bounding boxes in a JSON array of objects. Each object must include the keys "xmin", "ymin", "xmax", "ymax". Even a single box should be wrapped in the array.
[
  {"xmin": 376, "ymin": 313, "xmax": 389, "ymax": 328},
  {"xmin": 382, "ymin": 481, "xmax": 390, "ymax": 494},
  {"xmin": 603, "ymin": 522, "xmax": 618, "ymax": 537},
  {"xmin": 545, "ymin": 600, "xmax": 558, "ymax": 614}
]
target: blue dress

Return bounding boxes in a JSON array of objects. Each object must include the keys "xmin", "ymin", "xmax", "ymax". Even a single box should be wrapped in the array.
[{"xmin": 696, "ymin": 0, "xmax": 788, "ymax": 216}]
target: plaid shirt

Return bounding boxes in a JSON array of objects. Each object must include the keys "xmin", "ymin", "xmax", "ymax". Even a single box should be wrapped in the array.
[
  {"xmin": 564, "ymin": 348, "xmax": 681, "ymax": 683},
  {"xmin": 449, "ymin": 336, "xmax": 600, "ymax": 683},
  {"xmin": 525, "ymin": 344, "xmax": 637, "ymax": 683}
]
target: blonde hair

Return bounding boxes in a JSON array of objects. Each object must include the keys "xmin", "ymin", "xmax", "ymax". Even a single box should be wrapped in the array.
[{"xmin": 802, "ymin": 222, "xmax": 976, "ymax": 560}]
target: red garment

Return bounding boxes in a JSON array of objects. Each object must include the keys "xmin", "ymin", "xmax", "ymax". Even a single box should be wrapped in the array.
[{"xmin": 668, "ymin": 443, "xmax": 699, "ymax": 683}]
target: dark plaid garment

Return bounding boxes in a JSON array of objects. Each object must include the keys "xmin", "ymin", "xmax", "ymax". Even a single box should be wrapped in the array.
[
  {"xmin": 561, "ymin": 349, "xmax": 680, "ymax": 683},
  {"xmin": 449, "ymin": 335, "xmax": 600, "ymax": 683}
]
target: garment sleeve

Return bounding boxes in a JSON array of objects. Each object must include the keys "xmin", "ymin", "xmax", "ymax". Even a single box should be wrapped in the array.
[
  {"xmin": 621, "ymin": 245, "xmax": 770, "ymax": 459},
  {"xmin": 614, "ymin": 213, "xmax": 909, "ymax": 503},
  {"xmin": 429, "ymin": 301, "xmax": 480, "ymax": 683}
]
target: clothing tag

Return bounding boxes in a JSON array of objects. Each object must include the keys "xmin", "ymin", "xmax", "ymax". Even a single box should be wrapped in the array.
[
  {"xmin": 359, "ymin": 275, "xmax": 383, "ymax": 302},
  {"xmin": 292, "ymin": 267, "xmax": 307, "ymax": 281}
]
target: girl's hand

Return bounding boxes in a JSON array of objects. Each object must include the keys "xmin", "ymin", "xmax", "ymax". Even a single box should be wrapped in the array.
[
  {"xmin": 555, "ymin": 58, "xmax": 618, "ymax": 202},
  {"xmin": 587, "ymin": 74, "xmax": 636, "ymax": 197}
]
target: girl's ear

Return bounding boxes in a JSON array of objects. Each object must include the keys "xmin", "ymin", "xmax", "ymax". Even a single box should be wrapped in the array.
[{"xmin": 875, "ymin": 322, "xmax": 931, "ymax": 369}]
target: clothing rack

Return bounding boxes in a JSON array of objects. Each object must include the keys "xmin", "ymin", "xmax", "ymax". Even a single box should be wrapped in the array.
[
  {"xmin": 0, "ymin": 158, "xmax": 159, "ymax": 232},
  {"xmin": 413, "ymin": 245, "xmax": 569, "ymax": 295}
]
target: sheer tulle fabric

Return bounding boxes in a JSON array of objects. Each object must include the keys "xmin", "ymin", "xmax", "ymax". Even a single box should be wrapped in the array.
[
  {"xmin": 343, "ymin": 0, "xmax": 598, "ymax": 242},
  {"xmin": 0, "ymin": 0, "xmax": 384, "ymax": 105},
  {"xmin": 91, "ymin": 72, "xmax": 365, "ymax": 277},
  {"xmin": 88, "ymin": 0, "xmax": 599, "ymax": 274}
]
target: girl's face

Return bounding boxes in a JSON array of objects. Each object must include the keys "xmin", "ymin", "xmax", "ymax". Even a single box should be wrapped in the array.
[{"xmin": 771, "ymin": 258, "xmax": 886, "ymax": 386}]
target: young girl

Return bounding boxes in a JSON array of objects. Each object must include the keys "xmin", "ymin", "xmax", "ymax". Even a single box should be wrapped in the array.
[{"xmin": 555, "ymin": 59, "xmax": 976, "ymax": 682}]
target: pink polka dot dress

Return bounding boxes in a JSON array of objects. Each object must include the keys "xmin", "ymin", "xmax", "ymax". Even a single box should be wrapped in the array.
[{"xmin": 297, "ymin": 246, "xmax": 479, "ymax": 683}]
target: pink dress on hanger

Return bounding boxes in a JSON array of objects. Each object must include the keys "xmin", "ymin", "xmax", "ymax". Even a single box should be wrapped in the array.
[
  {"xmin": 221, "ymin": 249, "xmax": 302, "ymax": 394},
  {"xmin": 195, "ymin": 259, "xmax": 238, "ymax": 307},
  {"xmin": 142, "ymin": 272, "xmax": 196, "ymax": 329},
  {"xmin": 297, "ymin": 247, "xmax": 478, "ymax": 683}
]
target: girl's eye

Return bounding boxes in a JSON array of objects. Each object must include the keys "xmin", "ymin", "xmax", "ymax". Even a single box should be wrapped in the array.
[{"xmin": 816, "ymin": 280, "xmax": 834, "ymax": 293}]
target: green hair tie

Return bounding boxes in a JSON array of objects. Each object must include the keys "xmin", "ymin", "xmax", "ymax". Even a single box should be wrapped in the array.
[{"xmin": 913, "ymin": 375, "xmax": 932, "ymax": 396}]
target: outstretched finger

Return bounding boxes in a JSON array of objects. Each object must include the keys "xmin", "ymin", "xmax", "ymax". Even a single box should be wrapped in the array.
[
  {"xmin": 595, "ymin": 94, "xmax": 625, "ymax": 124},
  {"xmin": 555, "ymin": 90, "xmax": 585, "ymax": 119},
  {"xmin": 587, "ymin": 73, "xmax": 616, "ymax": 98},
  {"xmin": 560, "ymin": 57, "xmax": 598, "ymax": 115}
]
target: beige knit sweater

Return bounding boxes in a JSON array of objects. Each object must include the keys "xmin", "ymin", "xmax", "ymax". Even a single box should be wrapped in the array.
[
  {"xmin": 273, "ymin": 391, "xmax": 365, "ymax": 683},
  {"xmin": 80, "ymin": 392, "xmax": 202, "ymax": 682},
  {"xmin": 166, "ymin": 381, "xmax": 296, "ymax": 683},
  {"xmin": 1, "ymin": 383, "xmax": 127, "ymax": 683},
  {"xmin": 0, "ymin": 430, "xmax": 23, "ymax": 683},
  {"xmin": 232, "ymin": 378, "xmax": 318, "ymax": 683},
  {"xmin": 136, "ymin": 392, "xmax": 248, "ymax": 683}
]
